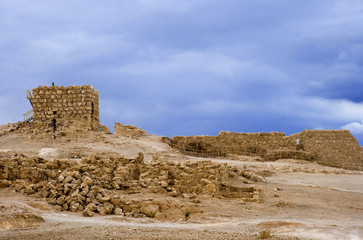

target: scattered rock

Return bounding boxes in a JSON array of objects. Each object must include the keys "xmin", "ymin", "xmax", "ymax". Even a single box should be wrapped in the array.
[
  {"xmin": 259, "ymin": 230, "xmax": 271, "ymax": 239},
  {"xmin": 82, "ymin": 208, "xmax": 94, "ymax": 217},
  {"xmin": 0, "ymin": 213, "xmax": 45, "ymax": 230},
  {"xmin": 141, "ymin": 204, "xmax": 159, "ymax": 218}
]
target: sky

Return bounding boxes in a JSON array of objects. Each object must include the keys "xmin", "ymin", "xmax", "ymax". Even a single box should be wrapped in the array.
[{"xmin": 1, "ymin": 0, "xmax": 363, "ymax": 144}]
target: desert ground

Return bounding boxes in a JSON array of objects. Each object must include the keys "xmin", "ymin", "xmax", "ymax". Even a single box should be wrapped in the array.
[{"xmin": 0, "ymin": 124, "xmax": 362, "ymax": 240}]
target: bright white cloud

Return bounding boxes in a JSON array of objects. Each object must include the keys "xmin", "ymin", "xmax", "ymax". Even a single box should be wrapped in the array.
[
  {"xmin": 278, "ymin": 97, "xmax": 363, "ymax": 122},
  {"xmin": 341, "ymin": 120, "xmax": 363, "ymax": 134}
]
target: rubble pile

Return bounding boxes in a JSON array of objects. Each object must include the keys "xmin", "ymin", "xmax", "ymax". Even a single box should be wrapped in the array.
[{"xmin": 0, "ymin": 153, "xmax": 260, "ymax": 220}]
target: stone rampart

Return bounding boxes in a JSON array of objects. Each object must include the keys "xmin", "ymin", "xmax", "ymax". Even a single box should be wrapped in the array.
[
  {"xmin": 166, "ymin": 130, "xmax": 363, "ymax": 171},
  {"xmin": 31, "ymin": 85, "xmax": 100, "ymax": 130}
]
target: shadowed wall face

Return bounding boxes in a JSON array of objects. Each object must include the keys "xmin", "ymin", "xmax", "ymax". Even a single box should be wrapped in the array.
[{"xmin": 31, "ymin": 85, "xmax": 100, "ymax": 129}]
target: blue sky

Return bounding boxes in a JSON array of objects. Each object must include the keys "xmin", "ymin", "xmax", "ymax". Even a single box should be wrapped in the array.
[{"xmin": 1, "ymin": 0, "xmax": 363, "ymax": 144}]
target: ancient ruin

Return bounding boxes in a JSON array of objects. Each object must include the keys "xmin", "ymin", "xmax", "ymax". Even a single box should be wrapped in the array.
[
  {"xmin": 28, "ymin": 85, "xmax": 102, "ymax": 131},
  {"xmin": 165, "ymin": 130, "xmax": 363, "ymax": 171},
  {"xmin": 114, "ymin": 122, "xmax": 148, "ymax": 137},
  {"xmin": 0, "ymin": 84, "xmax": 362, "ymax": 239}
]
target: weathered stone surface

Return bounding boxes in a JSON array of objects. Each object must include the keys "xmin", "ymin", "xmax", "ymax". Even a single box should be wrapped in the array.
[
  {"xmin": 0, "ymin": 213, "xmax": 45, "ymax": 229},
  {"xmin": 82, "ymin": 176, "xmax": 93, "ymax": 187},
  {"xmin": 114, "ymin": 123, "xmax": 147, "ymax": 137},
  {"xmin": 82, "ymin": 208, "xmax": 94, "ymax": 217},
  {"xmin": 31, "ymin": 85, "xmax": 103, "ymax": 132},
  {"xmin": 141, "ymin": 204, "xmax": 159, "ymax": 218},
  {"xmin": 97, "ymin": 202, "xmax": 114, "ymax": 215},
  {"xmin": 164, "ymin": 130, "xmax": 363, "ymax": 171},
  {"xmin": 86, "ymin": 203, "xmax": 97, "ymax": 212},
  {"xmin": 114, "ymin": 208, "xmax": 123, "ymax": 215},
  {"xmin": 0, "ymin": 152, "xmax": 261, "ymax": 220}
]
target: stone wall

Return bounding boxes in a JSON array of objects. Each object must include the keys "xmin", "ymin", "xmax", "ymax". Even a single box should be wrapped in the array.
[
  {"xmin": 166, "ymin": 130, "xmax": 363, "ymax": 171},
  {"xmin": 31, "ymin": 85, "xmax": 100, "ymax": 130},
  {"xmin": 0, "ymin": 153, "xmax": 260, "ymax": 219},
  {"xmin": 167, "ymin": 131, "xmax": 295, "ymax": 158},
  {"xmin": 114, "ymin": 123, "xmax": 147, "ymax": 137},
  {"xmin": 289, "ymin": 130, "xmax": 362, "ymax": 170}
]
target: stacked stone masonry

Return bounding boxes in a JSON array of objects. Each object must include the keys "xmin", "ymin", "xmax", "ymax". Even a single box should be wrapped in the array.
[
  {"xmin": 166, "ymin": 130, "xmax": 363, "ymax": 171},
  {"xmin": 32, "ymin": 85, "xmax": 100, "ymax": 130},
  {"xmin": 0, "ymin": 153, "xmax": 260, "ymax": 219},
  {"xmin": 290, "ymin": 130, "xmax": 362, "ymax": 170},
  {"xmin": 166, "ymin": 131, "xmax": 296, "ymax": 158}
]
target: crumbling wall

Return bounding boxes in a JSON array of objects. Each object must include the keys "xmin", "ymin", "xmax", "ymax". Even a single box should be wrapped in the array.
[
  {"xmin": 217, "ymin": 131, "xmax": 295, "ymax": 155},
  {"xmin": 289, "ymin": 130, "xmax": 363, "ymax": 170},
  {"xmin": 31, "ymin": 85, "xmax": 100, "ymax": 130},
  {"xmin": 114, "ymin": 123, "xmax": 147, "ymax": 137},
  {"xmin": 167, "ymin": 130, "xmax": 363, "ymax": 171},
  {"xmin": 0, "ymin": 153, "xmax": 260, "ymax": 219},
  {"xmin": 168, "ymin": 131, "xmax": 295, "ymax": 158}
]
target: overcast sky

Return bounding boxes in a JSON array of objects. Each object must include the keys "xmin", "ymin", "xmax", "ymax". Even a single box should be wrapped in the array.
[{"xmin": 1, "ymin": 0, "xmax": 363, "ymax": 143}]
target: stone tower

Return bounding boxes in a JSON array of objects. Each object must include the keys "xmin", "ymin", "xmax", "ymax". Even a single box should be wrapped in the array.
[{"xmin": 31, "ymin": 85, "xmax": 100, "ymax": 130}]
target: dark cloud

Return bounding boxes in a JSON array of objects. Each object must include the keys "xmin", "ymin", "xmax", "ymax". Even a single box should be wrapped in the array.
[{"xmin": 1, "ymin": 0, "xmax": 363, "ymax": 143}]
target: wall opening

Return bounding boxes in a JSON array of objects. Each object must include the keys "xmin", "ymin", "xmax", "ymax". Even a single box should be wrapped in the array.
[{"xmin": 91, "ymin": 102, "xmax": 94, "ymax": 120}]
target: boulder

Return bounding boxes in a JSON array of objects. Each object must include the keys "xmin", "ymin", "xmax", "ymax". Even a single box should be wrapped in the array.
[
  {"xmin": 141, "ymin": 204, "xmax": 160, "ymax": 218},
  {"xmin": 114, "ymin": 208, "xmax": 123, "ymax": 215},
  {"xmin": 82, "ymin": 176, "xmax": 93, "ymax": 187},
  {"xmin": 64, "ymin": 176, "xmax": 74, "ymax": 184},
  {"xmin": 97, "ymin": 202, "xmax": 114, "ymax": 215},
  {"xmin": 86, "ymin": 203, "xmax": 97, "ymax": 212},
  {"xmin": 82, "ymin": 208, "xmax": 94, "ymax": 217}
]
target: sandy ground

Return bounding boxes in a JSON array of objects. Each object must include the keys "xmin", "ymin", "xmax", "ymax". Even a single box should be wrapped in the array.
[{"xmin": 0, "ymin": 130, "xmax": 363, "ymax": 239}]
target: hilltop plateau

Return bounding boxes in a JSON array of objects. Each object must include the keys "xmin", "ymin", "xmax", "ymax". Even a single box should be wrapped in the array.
[{"xmin": 0, "ymin": 122, "xmax": 362, "ymax": 240}]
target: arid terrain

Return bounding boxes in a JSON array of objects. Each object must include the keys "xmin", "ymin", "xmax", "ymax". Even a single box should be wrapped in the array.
[{"xmin": 0, "ymin": 123, "xmax": 363, "ymax": 240}]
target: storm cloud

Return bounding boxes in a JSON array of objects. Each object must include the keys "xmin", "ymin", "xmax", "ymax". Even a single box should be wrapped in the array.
[{"xmin": 1, "ymin": 0, "xmax": 363, "ymax": 143}]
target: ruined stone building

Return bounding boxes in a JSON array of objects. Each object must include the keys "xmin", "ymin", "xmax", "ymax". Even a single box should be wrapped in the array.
[
  {"xmin": 166, "ymin": 130, "xmax": 363, "ymax": 171},
  {"xmin": 28, "ymin": 85, "xmax": 101, "ymax": 131},
  {"xmin": 22, "ymin": 85, "xmax": 363, "ymax": 171}
]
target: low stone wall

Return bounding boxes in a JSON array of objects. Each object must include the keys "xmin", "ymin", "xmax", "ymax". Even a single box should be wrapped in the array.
[
  {"xmin": 166, "ymin": 130, "xmax": 363, "ymax": 171},
  {"xmin": 167, "ymin": 131, "xmax": 298, "ymax": 159},
  {"xmin": 167, "ymin": 131, "xmax": 295, "ymax": 158},
  {"xmin": 0, "ymin": 153, "xmax": 259, "ymax": 219},
  {"xmin": 114, "ymin": 123, "xmax": 147, "ymax": 137}
]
